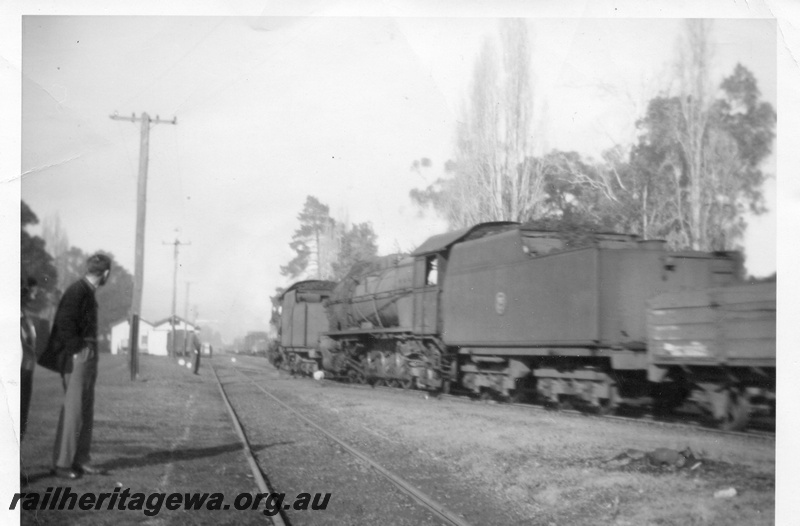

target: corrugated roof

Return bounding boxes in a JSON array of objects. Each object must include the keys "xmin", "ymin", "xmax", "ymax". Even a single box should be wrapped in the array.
[{"xmin": 411, "ymin": 222, "xmax": 519, "ymax": 256}]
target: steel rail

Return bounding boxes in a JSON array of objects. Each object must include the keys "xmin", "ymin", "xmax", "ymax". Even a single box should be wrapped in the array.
[
  {"xmin": 225, "ymin": 364, "xmax": 474, "ymax": 526},
  {"xmin": 211, "ymin": 365, "xmax": 287, "ymax": 526}
]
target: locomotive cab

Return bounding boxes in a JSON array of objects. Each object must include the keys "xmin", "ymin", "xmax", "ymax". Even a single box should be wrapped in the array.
[{"xmin": 412, "ymin": 253, "xmax": 445, "ymax": 334}]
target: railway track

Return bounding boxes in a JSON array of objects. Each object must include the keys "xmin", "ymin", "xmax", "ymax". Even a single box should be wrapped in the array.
[
  {"xmin": 211, "ymin": 361, "xmax": 476, "ymax": 526},
  {"xmin": 211, "ymin": 364, "xmax": 288, "ymax": 526},
  {"xmin": 213, "ymin": 354, "xmax": 776, "ymax": 526},
  {"xmin": 237, "ymin": 355, "xmax": 774, "ymax": 442}
]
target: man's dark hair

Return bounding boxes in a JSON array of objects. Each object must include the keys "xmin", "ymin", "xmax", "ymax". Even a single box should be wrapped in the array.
[
  {"xmin": 21, "ymin": 276, "xmax": 38, "ymax": 304},
  {"xmin": 86, "ymin": 253, "xmax": 112, "ymax": 276}
]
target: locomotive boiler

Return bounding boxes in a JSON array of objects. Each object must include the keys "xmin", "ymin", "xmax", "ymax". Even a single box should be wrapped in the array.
[{"xmin": 275, "ymin": 222, "xmax": 775, "ymax": 430}]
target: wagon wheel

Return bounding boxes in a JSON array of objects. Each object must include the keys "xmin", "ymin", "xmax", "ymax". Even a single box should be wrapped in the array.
[{"xmin": 718, "ymin": 388, "xmax": 750, "ymax": 431}]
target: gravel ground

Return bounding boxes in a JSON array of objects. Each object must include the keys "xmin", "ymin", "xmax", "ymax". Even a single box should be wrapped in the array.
[
  {"xmin": 229, "ymin": 355, "xmax": 775, "ymax": 526},
  {"xmin": 19, "ymin": 355, "xmax": 277, "ymax": 525},
  {"xmin": 19, "ymin": 353, "xmax": 772, "ymax": 525}
]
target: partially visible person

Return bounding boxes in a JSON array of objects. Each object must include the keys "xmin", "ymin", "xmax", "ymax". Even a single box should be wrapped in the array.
[
  {"xmin": 192, "ymin": 332, "xmax": 201, "ymax": 375},
  {"xmin": 39, "ymin": 253, "xmax": 111, "ymax": 480},
  {"xmin": 20, "ymin": 277, "xmax": 39, "ymax": 441}
]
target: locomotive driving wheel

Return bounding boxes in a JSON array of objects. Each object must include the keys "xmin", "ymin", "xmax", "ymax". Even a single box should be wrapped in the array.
[
  {"xmin": 347, "ymin": 368, "xmax": 366, "ymax": 384},
  {"xmin": 396, "ymin": 355, "xmax": 414, "ymax": 389}
]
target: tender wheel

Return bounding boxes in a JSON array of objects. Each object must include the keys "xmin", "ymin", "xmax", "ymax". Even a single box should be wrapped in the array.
[
  {"xmin": 597, "ymin": 384, "xmax": 620, "ymax": 416},
  {"xmin": 551, "ymin": 395, "xmax": 573, "ymax": 411},
  {"xmin": 506, "ymin": 390, "xmax": 522, "ymax": 404}
]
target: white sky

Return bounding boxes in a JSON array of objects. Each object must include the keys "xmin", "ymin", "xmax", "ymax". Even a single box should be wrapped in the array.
[{"xmin": 2, "ymin": 0, "xmax": 800, "ymax": 521}]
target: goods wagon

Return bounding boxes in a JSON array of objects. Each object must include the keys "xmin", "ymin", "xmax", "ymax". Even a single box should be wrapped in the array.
[{"xmin": 647, "ymin": 282, "xmax": 776, "ymax": 429}]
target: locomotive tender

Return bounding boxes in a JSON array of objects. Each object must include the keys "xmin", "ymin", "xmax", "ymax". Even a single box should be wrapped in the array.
[{"xmin": 275, "ymin": 222, "xmax": 775, "ymax": 430}]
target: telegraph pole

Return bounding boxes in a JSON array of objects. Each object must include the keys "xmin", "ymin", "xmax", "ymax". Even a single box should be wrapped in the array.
[
  {"xmin": 182, "ymin": 281, "xmax": 192, "ymax": 356},
  {"xmin": 164, "ymin": 238, "xmax": 190, "ymax": 357},
  {"xmin": 110, "ymin": 111, "xmax": 176, "ymax": 375}
]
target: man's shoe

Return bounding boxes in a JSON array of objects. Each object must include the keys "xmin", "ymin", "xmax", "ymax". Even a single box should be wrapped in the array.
[
  {"xmin": 52, "ymin": 467, "xmax": 82, "ymax": 480},
  {"xmin": 74, "ymin": 463, "xmax": 106, "ymax": 475}
]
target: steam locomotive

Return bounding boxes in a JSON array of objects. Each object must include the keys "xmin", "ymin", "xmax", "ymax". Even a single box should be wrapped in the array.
[{"xmin": 274, "ymin": 222, "xmax": 775, "ymax": 430}]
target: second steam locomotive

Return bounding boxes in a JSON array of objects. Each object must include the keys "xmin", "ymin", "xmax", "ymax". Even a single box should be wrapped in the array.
[{"xmin": 273, "ymin": 222, "xmax": 775, "ymax": 431}]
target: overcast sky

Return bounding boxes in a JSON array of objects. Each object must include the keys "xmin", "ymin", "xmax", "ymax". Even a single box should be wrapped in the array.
[{"xmin": 2, "ymin": 1, "xmax": 791, "ymax": 344}]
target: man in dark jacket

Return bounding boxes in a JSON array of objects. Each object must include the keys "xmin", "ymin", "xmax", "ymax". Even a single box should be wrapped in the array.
[{"xmin": 40, "ymin": 253, "xmax": 111, "ymax": 480}]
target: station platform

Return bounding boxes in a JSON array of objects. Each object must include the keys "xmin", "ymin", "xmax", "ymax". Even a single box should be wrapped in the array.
[{"xmin": 15, "ymin": 354, "xmax": 267, "ymax": 525}]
